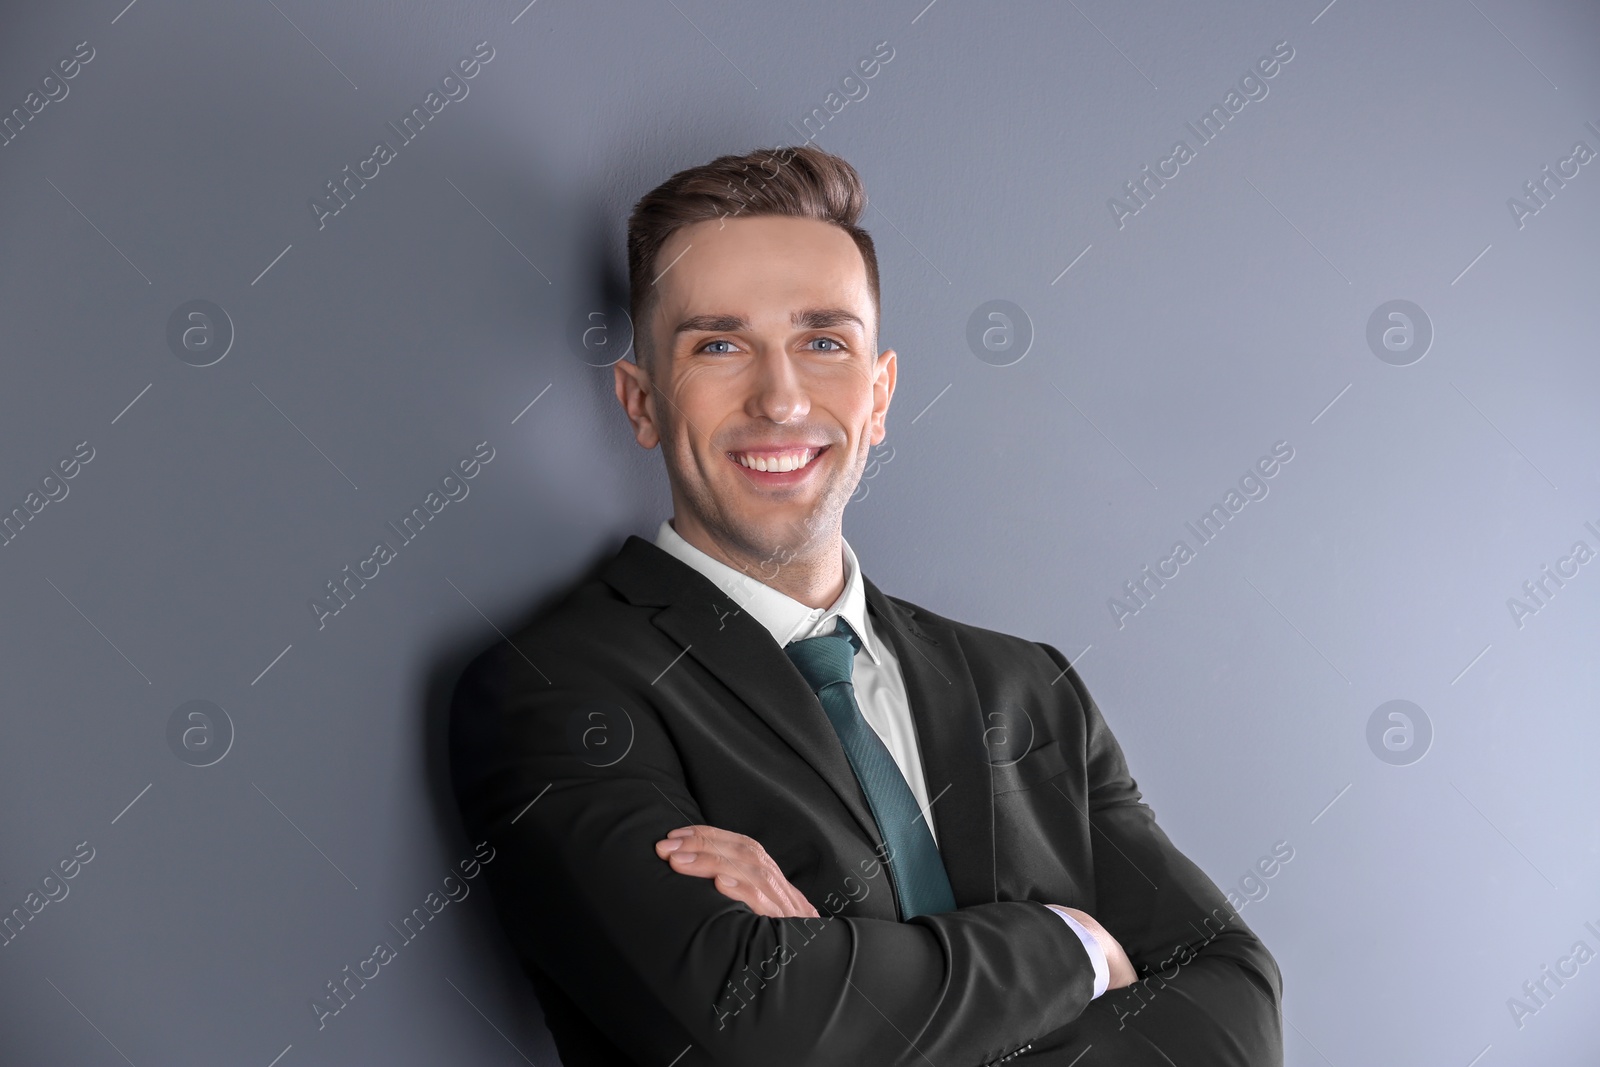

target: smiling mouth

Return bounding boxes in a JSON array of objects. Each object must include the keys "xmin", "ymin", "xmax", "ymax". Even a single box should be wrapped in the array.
[{"xmin": 727, "ymin": 446, "xmax": 827, "ymax": 474}]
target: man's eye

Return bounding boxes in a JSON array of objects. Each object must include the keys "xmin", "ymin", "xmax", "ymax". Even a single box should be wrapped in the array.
[
  {"xmin": 808, "ymin": 337, "xmax": 845, "ymax": 351},
  {"xmin": 700, "ymin": 339, "xmax": 736, "ymax": 354}
]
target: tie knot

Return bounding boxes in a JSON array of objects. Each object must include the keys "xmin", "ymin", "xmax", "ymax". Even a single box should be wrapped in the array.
[{"xmin": 783, "ymin": 617, "xmax": 860, "ymax": 693}]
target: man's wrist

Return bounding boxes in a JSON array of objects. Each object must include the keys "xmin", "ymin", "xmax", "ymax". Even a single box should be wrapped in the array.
[{"xmin": 1045, "ymin": 904, "xmax": 1110, "ymax": 999}]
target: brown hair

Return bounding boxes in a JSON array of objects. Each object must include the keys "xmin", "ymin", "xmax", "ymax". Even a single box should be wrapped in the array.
[{"xmin": 625, "ymin": 144, "xmax": 880, "ymax": 372}]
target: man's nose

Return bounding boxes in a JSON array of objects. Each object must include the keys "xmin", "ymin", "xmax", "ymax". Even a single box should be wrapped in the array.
[{"xmin": 747, "ymin": 348, "xmax": 810, "ymax": 424}]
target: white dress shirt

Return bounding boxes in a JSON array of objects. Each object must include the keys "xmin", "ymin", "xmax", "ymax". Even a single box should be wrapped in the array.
[{"xmin": 653, "ymin": 518, "xmax": 1109, "ymax": 999}]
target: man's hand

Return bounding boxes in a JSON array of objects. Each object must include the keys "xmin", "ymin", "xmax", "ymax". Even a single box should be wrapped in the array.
[
  {"xmin": 1050, "ymin": 905, "xmax": 1137, "ymax": 990},
  {"xmin": 655, "ymin": 825, "xmax": 820, "ymax": 918}
]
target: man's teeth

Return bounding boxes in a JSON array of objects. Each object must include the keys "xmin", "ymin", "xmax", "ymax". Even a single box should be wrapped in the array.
[{"xmin": 733, "ymin": 448, "xmax": 819, "ymax": 473}]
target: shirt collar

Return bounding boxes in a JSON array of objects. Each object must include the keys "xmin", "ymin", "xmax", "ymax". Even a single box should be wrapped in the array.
[{"xmin": 653, "ymin": 518, "xmax": 883, "ymax": 665}]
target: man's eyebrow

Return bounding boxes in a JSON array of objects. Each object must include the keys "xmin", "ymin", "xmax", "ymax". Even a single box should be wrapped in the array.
[
  {"xmin": 673, "ymin": 313, "xmax": 749, "ymax": 335},
  {"xmin": 671, "ymin": 308, "xmax": 866, "ymax": 336},
  {"xmin": 792, "ymin": 307, "xmax": 864, "ymax": 331}
]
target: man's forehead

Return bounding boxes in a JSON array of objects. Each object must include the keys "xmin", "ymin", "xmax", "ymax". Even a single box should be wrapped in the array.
[{"xmin": 653, "ymin": 216, "xmax": 871, "ymax": 324}]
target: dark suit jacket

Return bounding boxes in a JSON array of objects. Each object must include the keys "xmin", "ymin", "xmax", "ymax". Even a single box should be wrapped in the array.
[{"xmin": 448, "ymin": 535, "xmax": 1283, "ymax": 1066}]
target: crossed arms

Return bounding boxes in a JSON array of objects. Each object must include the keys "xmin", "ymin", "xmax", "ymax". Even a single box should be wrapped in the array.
[
  {"xmin": 448, "ymin": 638, "xmax": 1283, "ymax": 1066},
  {"xmin": 652, "ymin": 825, "xmax": 1135, "ymax": 991}
]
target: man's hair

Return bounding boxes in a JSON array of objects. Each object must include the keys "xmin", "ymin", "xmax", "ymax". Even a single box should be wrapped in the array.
[{"xmin": 625, "ymin": 144, "xmax": 880, "ymax": 373}]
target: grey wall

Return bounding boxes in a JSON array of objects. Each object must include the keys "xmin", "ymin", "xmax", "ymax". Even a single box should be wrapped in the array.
[{"xmin": 3, "ymin": 0, "xmax": 1598, "ymax": 1063}]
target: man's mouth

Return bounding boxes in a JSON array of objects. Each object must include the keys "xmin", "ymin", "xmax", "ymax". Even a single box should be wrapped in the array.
[{"xmin": 727, "ymin": 445, "xmax": 828, "ymax": 475}]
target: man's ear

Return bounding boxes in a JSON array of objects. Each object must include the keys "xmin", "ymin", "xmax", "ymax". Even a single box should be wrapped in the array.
[
  {"xmin": 868, "ymin": 347, "xmax": 896, "ymax": 446},
  {"xmin": 613, "ymin": 355, "xmax": 661, "ymax": 449}
]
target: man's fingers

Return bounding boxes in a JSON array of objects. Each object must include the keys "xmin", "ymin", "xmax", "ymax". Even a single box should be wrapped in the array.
[
  {"xmin": 654, "ymin": 825, "xmax": 815, "ymax": 918},
  {"xmin": 668, "ymin": 856, "xmax": 781, "ymax": 916}
]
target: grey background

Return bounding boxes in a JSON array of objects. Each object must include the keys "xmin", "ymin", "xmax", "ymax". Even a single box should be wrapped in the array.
[{"xmin": 2, "ymin": 0, "xmax": 1597, "ymax": 1063}]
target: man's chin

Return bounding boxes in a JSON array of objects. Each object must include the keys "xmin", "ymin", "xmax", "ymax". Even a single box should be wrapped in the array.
[{"xmin": 714, "ymin": 505, "xmax": 835, "ymax": 566}]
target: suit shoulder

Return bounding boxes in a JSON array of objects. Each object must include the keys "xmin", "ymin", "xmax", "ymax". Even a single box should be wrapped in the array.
[{"xmin": 879, "ymin": 590, "xmax": 1063, "ymax": 674}]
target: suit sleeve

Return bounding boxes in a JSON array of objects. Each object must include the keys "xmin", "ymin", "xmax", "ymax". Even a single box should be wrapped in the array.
[
  {"xmin": 1038, "ymin": 642, "xmax": 1285, "ymax": 1065},
  {"xmin": 448, "ymin": 643, "xmax": 1101, "ymax": 1067}
]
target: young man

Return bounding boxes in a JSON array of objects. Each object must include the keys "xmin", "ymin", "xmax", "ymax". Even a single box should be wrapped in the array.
[{"xmin": 449, "ymin": 145, "xmax": 1283, "ymax": 1065}]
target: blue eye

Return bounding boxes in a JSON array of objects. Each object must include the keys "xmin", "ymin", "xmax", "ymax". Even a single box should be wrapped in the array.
[
  {"xmin": 701, "ymin": 339, "xmax": 736, "ymax": 354},
  {"xmin": 810, "ymin": 337, "xmax": 844, "ymax": 351}
]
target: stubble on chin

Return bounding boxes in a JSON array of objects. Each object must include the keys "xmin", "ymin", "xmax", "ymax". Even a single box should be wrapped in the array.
[
  {"xmin": 735, "ymin": 438, "xmax": 869, "ymax": 581},
  {"xmin": 682, "ymin": 442, "xmax": 868, "ymax": 584}
]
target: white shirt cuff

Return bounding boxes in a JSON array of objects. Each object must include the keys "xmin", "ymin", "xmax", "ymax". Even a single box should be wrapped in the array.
[{"xmin": 1046, "ymin": 905, "xmax": 1109, "ymax": 999}]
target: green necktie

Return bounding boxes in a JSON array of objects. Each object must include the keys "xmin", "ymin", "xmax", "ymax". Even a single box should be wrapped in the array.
[{"xmin": 784, "ymin": 617, "xmax": 957, "ymax": 919}]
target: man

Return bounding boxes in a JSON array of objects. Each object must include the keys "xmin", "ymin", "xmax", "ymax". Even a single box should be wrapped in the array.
[{"xmin": 449, "ymin": 145, "xmax": 1283, "ymax": 1066}]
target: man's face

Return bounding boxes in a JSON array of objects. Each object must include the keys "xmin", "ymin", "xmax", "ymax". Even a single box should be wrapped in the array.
[{"xmin": 614, "ymin": 215, "xmax": 895, "ymax": 570}]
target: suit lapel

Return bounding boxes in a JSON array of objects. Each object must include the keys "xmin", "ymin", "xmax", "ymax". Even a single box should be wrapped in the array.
[
  {"xmin": 601, "ymin": 535, "xmax": 998, "ymax": 909},
  {"xmin": 862, "ymin": 576, "xmax": 998, "ymax": 908},
  {"xmin": 603, "ymin": 537, "xmax": 884, "ymax": 850}
]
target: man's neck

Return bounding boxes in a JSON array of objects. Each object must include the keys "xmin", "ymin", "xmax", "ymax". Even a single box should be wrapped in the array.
[{"xmin": 669, "ymin": 515, "xmax": 845, "ymax": 610}]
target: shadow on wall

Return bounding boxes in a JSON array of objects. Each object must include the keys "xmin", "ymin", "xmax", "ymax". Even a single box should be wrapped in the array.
[
  {"xmin": 416, "ymin": 179, "xmax": 651, "ymax": 1056},
  {"xmin": 418, "ymin": 533, "xmax": 625, "ymax": 1048}
]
